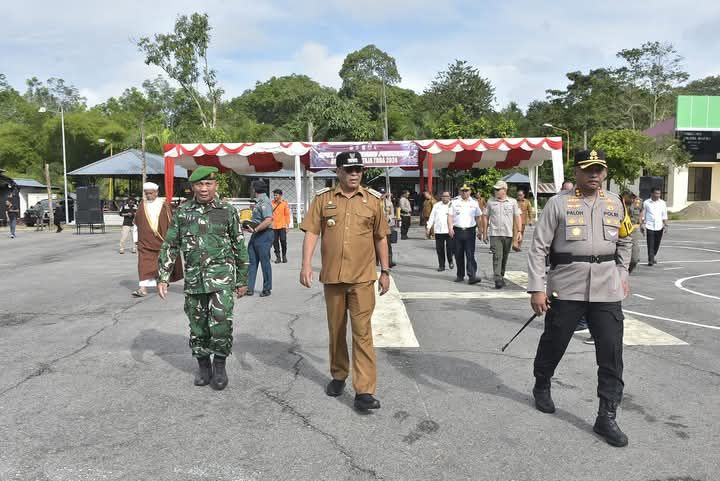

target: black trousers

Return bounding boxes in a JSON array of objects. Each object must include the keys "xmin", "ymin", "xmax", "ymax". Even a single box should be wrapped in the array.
[
  {"xmin": 273, "ymin": 228, "xmax": 287, "ymax": 259},
  {"xmin": 434, "ymin": 233, "xmax": 454, "ymax": 268},
  {"xmin": 534, "ymin": 300, "xmax": 625, "ymax": 403},
  {"xmin": 400, "ymin": 215, "xmax": 411, "ymax": 238},
  {"xmin": 454, "ymin": 227, "xmax": 477, "ymax": 279},
  {"xmin": 646, "ymin": 228, "xmax": 664, "ymax": 262}
]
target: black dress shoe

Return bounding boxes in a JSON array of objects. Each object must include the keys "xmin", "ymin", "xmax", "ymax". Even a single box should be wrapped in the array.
[
  {"xmin": 260, "ymin": 289, "xmax": 271, "ymax": 297},
  {"xmin": 468, "ymin": 277, "xmax": 481, "ymax": 285},
  {"xmin": 325, "ymin": 379, "xmax": 345, "ymax": 397},
  {"xmin": 274, "ymin": 258, "xmax": 281, "ymax": 264},
  {"xmin": 389, "ymin": 262, "xmax": 397, "ymax": 267},
  {"xmin": 454, "ymin": 277, "xmax": 464, "ymax": 283},
  {"xmin": 354, "ymin": 393, "xmax": 381, "ymax": 411},
  {"xmin": 449, "ymin": 262, "xmax": 454, "ymax": 269},
  {"xmin": 282, "ymin": 257, "xmax": 288, "ymax": 263},
  {"xmin": 246, "ymin": 290, "xmax": 254, "ymax": 296},
  {"xmin": 437, "ymin": 266, "xmax": 445, "ymax": 272}
]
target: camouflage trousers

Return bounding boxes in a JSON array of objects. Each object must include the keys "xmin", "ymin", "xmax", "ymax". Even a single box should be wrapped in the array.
[{"xmin": 184, "ymin": 290, "xmax": 234, "ymax": 358}]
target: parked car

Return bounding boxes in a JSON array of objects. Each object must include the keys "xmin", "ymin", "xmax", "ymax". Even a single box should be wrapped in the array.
[{"xmin": 24, "ymin": 198, "xmax": 75, "ymax": 226}]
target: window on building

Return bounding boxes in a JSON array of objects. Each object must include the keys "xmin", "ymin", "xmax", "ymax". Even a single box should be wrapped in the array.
[{"xmin": 687, "ymin": 167, "xmax": 712, "ymax": 201}]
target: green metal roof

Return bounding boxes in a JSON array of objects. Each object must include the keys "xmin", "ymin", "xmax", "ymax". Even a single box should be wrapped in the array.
[{"xmin": 676, "ymin": 96, "xmax": 720, "ymax": 131}]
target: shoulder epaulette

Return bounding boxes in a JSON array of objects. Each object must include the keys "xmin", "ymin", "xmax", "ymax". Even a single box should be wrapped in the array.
[
  {"xmin": 366, "ymin": 187, "xmax": 382, "ymax": 199},
  {"xmin": 315, "ymin": 187, "xmax": 331, "ymax": 195}
]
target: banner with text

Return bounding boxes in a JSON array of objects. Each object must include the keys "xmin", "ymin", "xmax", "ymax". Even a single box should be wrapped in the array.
[{"xmin": 310, "ymin": 142, "xmax": 419, "ymax": 169}]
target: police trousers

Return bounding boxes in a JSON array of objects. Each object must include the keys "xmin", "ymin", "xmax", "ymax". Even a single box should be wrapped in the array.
[
  {"xmin": 323, "ymin": 281, "xmax": 377, "ymax": 394},
  {"xmin": 534, "ymin": 300, "xmax": 624, "ymax": 403},
  {"xmin": 184, "ymin": 290, "xmax": 234, "ymax": 358},
  {"xmin": 454, "ymin": 227, "xmax": 477, "ymax": 279}
]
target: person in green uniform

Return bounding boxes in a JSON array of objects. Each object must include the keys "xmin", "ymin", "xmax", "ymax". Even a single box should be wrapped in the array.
[{"xmin": 157, "ymin": 166, "xmax": 249, "ymax": 391}]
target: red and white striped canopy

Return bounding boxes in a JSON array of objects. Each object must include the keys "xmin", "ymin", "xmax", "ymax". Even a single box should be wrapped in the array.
[{"xmin": 163, "ymin": 137, "xmax": 562, "ymax": 172}]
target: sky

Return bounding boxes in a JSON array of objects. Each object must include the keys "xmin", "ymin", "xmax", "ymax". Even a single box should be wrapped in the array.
[{"xmin": 2, "ymin": 0, "xmax": 719, "ymax": 110}]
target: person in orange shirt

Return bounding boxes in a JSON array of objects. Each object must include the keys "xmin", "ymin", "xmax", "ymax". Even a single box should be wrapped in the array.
[{"xmin": 271, "ymin": 189, "xmax": 291, "ymax": 263}]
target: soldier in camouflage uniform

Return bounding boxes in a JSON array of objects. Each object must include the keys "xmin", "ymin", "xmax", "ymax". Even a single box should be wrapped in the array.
[{"xmin": 157, "ymin": 166, "xmax": 249, "ymax": 391}]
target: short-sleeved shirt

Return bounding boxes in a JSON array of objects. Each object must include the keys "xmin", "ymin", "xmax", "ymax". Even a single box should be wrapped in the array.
[
  {"xmin": 252, "ymin": 193, "xmax": 273, "ymax": 224},
  {"xmin": 5, "ymin": 203, "xmax": 18, "ymax": 221},
  {"xmin": 484, "ymin": 197, "xmax": 521, "ymax": 237},
  {"xmin": 450, "ymin": 197, "xmax": 481, "ymax": 228},
  {"xmin": 527, "ymin": 189, "xmax": 632, "ymax": 302},
  {"xmin": 300, "ymin": 186, "xmax": 389, "ymax": 284}
]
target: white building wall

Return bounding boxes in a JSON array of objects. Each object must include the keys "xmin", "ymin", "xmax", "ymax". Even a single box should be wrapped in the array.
[{"xmin": 667, "ymin": 165, "xmax": 689, "ymax": 212}]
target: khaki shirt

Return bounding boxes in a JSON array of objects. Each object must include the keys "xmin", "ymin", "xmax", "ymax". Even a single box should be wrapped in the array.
[
  {"xmin": 518, "ymin": 198, "xmax": 534, "ymax": 225},
  {"xmin": 527, "ymin": 189, "xmax": 632, "ymax": 302},
  {"xmin": 301, "ymin": 186, "xmax": 389, "ymax": 284},
  {"xmin": 484, "ymin": 197, "xmax": 520, "ymax": 237}
]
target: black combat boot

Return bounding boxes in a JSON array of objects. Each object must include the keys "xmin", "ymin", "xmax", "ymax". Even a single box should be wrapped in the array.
[
  {"xmin": 593, "ymin": 398, "xmax": 628, "ymax": 447},
  {"xmin": 282, "ymin": 255, "xmax": 288, "ymax": 263},
  {"xmin": 532, "ymin": 377, "xmax": 556, "ymax": 413},
  {"xmin": 210, "ymin": 355, "xmax": 228, "ymax": 391},
  {"xmin": 194, "ymin": 357, "xmax": 212, "ymax": 386}
]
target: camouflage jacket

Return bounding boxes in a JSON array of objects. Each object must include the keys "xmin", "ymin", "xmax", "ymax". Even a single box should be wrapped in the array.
[{"xmin": 158, "ymin": 197, "xmax": 249, "ymax": 294}]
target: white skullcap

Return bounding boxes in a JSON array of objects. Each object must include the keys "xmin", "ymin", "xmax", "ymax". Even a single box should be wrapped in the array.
[{"xmin": 143, "ymin": 182, "xmax": 159, "ymax": 191}]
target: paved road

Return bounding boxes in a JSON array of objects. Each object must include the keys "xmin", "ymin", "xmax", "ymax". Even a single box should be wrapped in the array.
[{"xmin": 1, "ymin": 222, "xmax": 718, "ymax": 481}]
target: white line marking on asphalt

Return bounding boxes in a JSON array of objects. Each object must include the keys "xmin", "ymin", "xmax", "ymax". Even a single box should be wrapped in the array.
[
  {"xmin": 664, "ymin": 246, "xmax": 720, "ymax": 254},
  {"xmin": 504, "ymin": 271, "xmax": 528, "ymax": 289},
  {"xmin": 632, "ymin": 293, "xmax": 655, "ymax": 300},
  {"xmin": 663, "ymin": 267, "xmax": 683, "ymax": 270},
  {"xmin": 659, "ymin": 260, "xmax": 720, "ymax": 264},
  {"xmin": 674, "ymin": 273, "xmax": 720, "ymax": 301},
  {"xmin": 401, "ymin": 291, "xmax": 530, "ymax": 300},
  {"xmin": 372, "ymin": 275, "xmax": 419, "ymax": 348},
  {"xmin": 623, "ymin": 317, "xmax": 688, "ymax": 345},
  {"xmin": 624, "ymin": 309, "xmax": 720, "ymax": 331}
]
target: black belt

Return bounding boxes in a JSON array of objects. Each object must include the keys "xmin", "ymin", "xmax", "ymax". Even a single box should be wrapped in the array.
[
  {"xmin": 549, "ymin": 253, "xmax": 617, "ymax": 265},
  {"xmin": 454, "ymin": 226, "xmax": 476, "ymax": 231}
]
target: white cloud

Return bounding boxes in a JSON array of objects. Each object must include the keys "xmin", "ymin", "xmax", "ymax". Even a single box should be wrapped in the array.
[{"xmin": 1, "ymin": 0, "xmax": 719, "ymax": 112}]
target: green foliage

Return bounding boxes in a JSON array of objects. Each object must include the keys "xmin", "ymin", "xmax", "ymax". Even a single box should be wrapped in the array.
[
  {"xmin": 339, "ymin": 45, "xmax": 401, "ymax": 98},
  {"xmin": 591, "ymin": 129, "xmax": 654, "ymax": 186},
  {"xmin": 423, "ymin": 60, "xmax": 495, "ymax": 119},
  {"xmin": 464, "ymin": 168, "xmax": 504, "ymax": 199},
  {"xmin": 137, "ymin": 12, "xmax": 223, "ymax": 128},
  {"xmin": 431, "ymin": 105, "xmax": 491, "ymax": 138}
]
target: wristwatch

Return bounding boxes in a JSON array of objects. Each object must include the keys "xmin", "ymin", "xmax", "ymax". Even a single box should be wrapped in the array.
[{"xmin": 380, "ymin": 268, "xmax": 391, "ymax": 276}]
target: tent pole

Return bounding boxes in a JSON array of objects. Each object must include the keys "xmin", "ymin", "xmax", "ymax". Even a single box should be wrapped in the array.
[
  {"xmin": 419, "ymin": 156, "xmax": 425, "ymax": 193},
  {"xmin": 427, "ymin": 152, "xmax": 433, "ymax": 194},
  {"xmin": 294, "ymin": 155, "xmax": 302, "ymax": 225}
]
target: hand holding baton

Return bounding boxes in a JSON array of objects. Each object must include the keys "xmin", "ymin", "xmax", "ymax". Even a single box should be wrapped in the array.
[{"xmin": 501, "ymin": 292, "xmax": 558, "ymax": 352}]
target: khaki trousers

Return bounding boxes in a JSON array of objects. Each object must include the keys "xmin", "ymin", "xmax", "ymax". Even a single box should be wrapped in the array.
[
  {"xmin": 119, "ymin": 225, "xmax": 133, "ymax": 250},
  {"xmin": 323, "ymin": 281, "xmax": 377, "ymax": 394}
]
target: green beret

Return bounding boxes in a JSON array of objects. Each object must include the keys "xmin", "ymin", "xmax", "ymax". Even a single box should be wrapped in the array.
[{"xmin": 189, "ymin": 166, "xmax": 219, "ymax": 183}]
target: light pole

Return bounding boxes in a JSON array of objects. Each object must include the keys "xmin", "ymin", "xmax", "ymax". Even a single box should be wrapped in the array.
[
  {"xmin": 39, "ymin": 105, "xmax": 70, "ymax": 225},
  {"xmin": 543, "ymin": 123, "xmax": 571, "ymax": 166},
  {"xmin": 98, "ymin": 138, "xmax": 113, "ymax": 156}
]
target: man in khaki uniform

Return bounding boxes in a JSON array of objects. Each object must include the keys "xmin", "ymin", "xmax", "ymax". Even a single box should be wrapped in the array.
[
  {"xmin": 527, "ymin": 149, "xmax": 633, "ymax": 447},
  {"xmin": 300, "ymin": 151, "xmax": 391, "ymax": 412}
]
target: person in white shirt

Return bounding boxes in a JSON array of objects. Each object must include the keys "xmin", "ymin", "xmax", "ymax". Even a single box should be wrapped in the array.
[
  {"xmin": 640, "ymin": 187, "xmax": 668, "ymax": 266},
  {"xmin": 448, "ymin": 184, "xmax": 482, "ymax": 284},
  {"xmin": 482, "ymin": 180, "xmax": 522, "ymax": 289},
  {"xmin": 426, "ymin": 191, "xmax": 455, "ymax": 271}
]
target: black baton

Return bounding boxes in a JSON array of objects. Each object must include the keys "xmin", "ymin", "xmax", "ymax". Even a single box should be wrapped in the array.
[{"xmin": 501, "ymin": 292, "xmax": 558, "ymax": 352}]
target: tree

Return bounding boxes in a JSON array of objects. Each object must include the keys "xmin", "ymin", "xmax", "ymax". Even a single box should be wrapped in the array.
[
  {"xmin": 233, "ymin": 75, "xmax": 331, "ymax": 126},
  {"xmin": 616, "ymin": 41, "xmax": 689, "ymax": 127},
  {"xmin": 591, "ymin": 129, "xmax": 654, "ymax": 186},
  {"xmin": 677, "ymin": 75, "xmax": 720, "ymax": 96},
  {"xmin": 423, "ymin": 60, "xmax": 495, "ymax": 119},
  {"xmin": 287, "ymin": 92, "xmax": 376, "ymax": 141},
  {"xmin": 137, "ymin": 13, "xmax": 223, "ymax": 128},
  {"xmin": 24, "ymin": 77, "xmax": 87, "ymax": 112},
  {"xmin": 339, "ymin": 45, "xmax": 401, "ymax": 98}
]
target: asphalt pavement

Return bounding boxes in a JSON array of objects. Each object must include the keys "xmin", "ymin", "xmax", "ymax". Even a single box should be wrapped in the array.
[{"xmin": 1, "ymin": 221, "xmax": 719, "ymax": 481}]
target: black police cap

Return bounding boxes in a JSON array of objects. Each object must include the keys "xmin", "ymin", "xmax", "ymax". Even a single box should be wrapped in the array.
[
  {"xmin": 336, "ymin": 151, "xmax": 363, "ymax": 169},
  {"xmin": 574, "ymin": 149, "xmax": 607, "ymax": 169}
]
